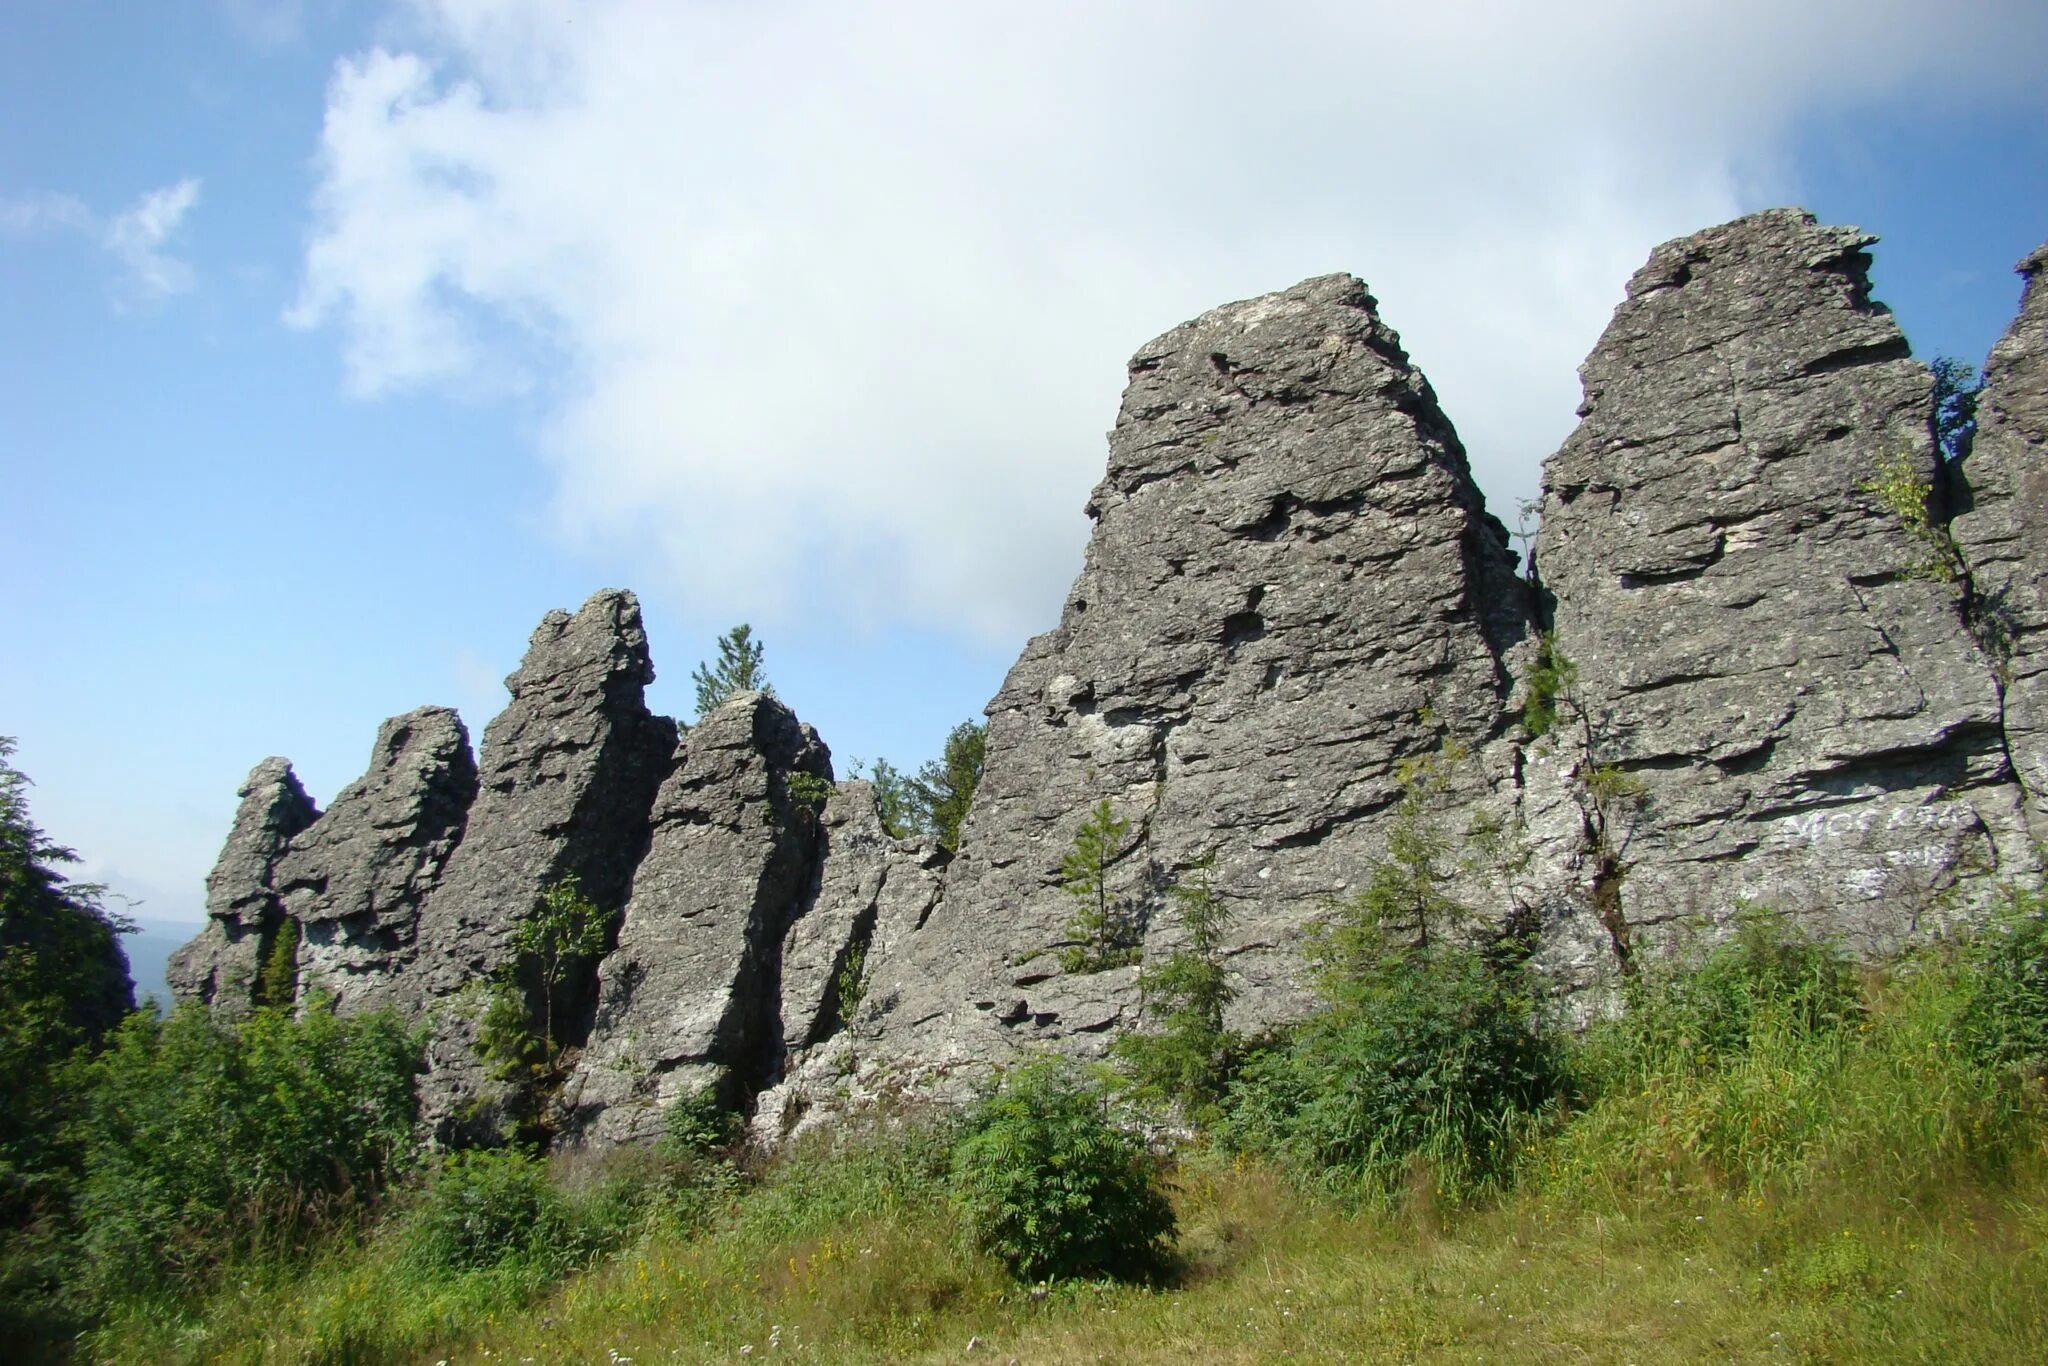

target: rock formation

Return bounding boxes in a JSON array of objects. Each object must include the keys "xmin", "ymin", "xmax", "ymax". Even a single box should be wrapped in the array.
[
  {"xmin": 564, "ymin": 692, "xmax": 830, "ymax": 1144},
  {"xmin": 274, "ymin": 707, "xmax": 476, "ymax": 1011},
  {"xmin": 800, "ymin": 272, "xmax": 1533, "ymax": 1109},
  {"xmin": 1532, "ymin": 210, "xmax": 2032, "ymax": 962},
  {"xmin": 166, "ymin": 757, "xmax": 319, "ymax": 1013},
  {"xmin": 1953, "ymin": 242, "xmax": 2048, "ymax": 831},
  {"xmin": 172, "ymin": 208, "xmax": 2046, "ymax": 1148},
  {"xmin": 397, "ymin": 590, "xmax": 678, "ymax": 1132}
]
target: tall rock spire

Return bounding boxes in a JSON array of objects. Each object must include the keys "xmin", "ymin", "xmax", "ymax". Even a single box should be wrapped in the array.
[
  {"xmin": 165, "ymin": 756, "xmax": 319, "ymax": 1014},
  {"xmin": 1531, "ymin": 209, "xmax": 2032, "ymax": 959},
  {"xmin": 826, "ymin": 271, "xmax": 1532, "ymax": 1102}
]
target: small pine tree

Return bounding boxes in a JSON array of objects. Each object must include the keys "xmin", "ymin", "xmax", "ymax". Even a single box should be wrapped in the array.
[
  {"xmin": 253, "ymin": 918, "xmax": 300, "ymax": 1010},
  {"xmin": 866, "ymin": 757, "xmax": 920, "ymax": 838},
  {"xmin": 510, "ymin": 875, "xmax": 612, "ymax": 1064},
  {"xmin": 1931, "ymin": 356, "xmax": 1982, "ymax": 464},
  {"xmin": 691, "ymin": 624, "xmax": 773, "ymax": 717},
  {"xmin": 1059, "ymin": 800, "xmax": 1140, "ymax": 973},
  {"xmin": 1115, "ymin": 854, "xmax": 1236, "ymax": 1115}
]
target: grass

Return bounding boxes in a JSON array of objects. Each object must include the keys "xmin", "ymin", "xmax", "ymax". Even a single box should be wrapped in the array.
[{"xmin": 78, "ymin": 922, "xmax": 2048, "ymax": 1363}]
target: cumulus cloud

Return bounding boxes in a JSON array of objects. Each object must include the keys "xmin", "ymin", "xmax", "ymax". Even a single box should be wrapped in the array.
[
  {"xmin": 289, "ymin": 0, "xmax": 2048, "ymax": 643},
  {"xmin": 3, "ymin": 178, "xmax": 203, "ymax": 301}
]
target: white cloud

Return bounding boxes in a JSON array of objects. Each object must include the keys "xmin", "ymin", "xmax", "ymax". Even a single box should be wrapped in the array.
[
  {"xmin": 290, "ymin": 0, "xmax": 2048, "ymax": 644},
  {"xmin": 2, "ymin": 178, "xmax": 203, "ymax": 301},
  {"xmin": 104, "ymin": 179, "xmax": 204, "ymax": 299}
]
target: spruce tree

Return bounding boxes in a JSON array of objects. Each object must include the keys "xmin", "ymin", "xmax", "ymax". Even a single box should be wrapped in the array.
[{"xmin": 692, "ymin": 624, "xmax": 773, "ymax": 717}]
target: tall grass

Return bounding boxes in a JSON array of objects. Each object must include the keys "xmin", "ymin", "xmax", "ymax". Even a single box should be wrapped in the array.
[{"xmin": 77, "ymin": 902, "xmax": 2048, "ymax": 1363}]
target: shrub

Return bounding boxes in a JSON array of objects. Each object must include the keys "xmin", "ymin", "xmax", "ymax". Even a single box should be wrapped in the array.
[
  {"xmin": 1058, "ymin": 800, "xmax": 1142, "ymax": 973},
  {"xmin": 1956, "ymin": 884, "xmax": 2048, "ymax": 1076},
  {"xmin": 1537, "ymin": 907, "xmax": 2040, "ymax": 1200},
  {"xmin": 396, "ymin": 1149, "xmax": 573, "ymax": 1276},
  {"xmin": 73, "ymin": 997, "xmax": 421, "ymax": 1297},
  {"xmin": 1219, "ymin": 924, "xmax": 1561, "ymax": 1199},
  {"xmin": 1578, "ymin": 907, "xmax": 1861, "ymax": 1089},
  {"xmin": 948, "ymin": 1060, "xmax": 1175, "ymax": 1280},
  {"xmin": 1114, "ymin": 855, "xmax": 1237, "ymax": 1118}
]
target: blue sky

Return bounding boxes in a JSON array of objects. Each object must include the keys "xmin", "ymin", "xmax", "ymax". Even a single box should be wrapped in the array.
[{"xmin": 5, "ymin": 1, "xmax": 2047, "ymax": 958}]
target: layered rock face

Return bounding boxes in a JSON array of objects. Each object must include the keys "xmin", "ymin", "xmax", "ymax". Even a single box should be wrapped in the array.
[
  {"xmin": 815, "ymin": 273, "xmax": 1532, "ymax": 1103},
  {"xmin": 1953, "ymin": 243, "xmax": 2048, "ymax": 829},
  {"xmin": 273, "ymin": 707, "xmax": 477, "ymax": 1010},
  {"xmin": 564, "ymin": 693, "xmax": 831, "ymax": 1144},
  {"xmin": 397, "ymin": 591, "xmax": 679, "ymax": 1130},
  {"xmin": 1532, "ymin": 210, "xmax": 2033, "ymax": 960}
]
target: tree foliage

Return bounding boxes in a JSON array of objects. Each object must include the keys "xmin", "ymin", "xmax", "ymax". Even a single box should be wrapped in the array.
[
  {"xmin": 0, "ymin": 738, "xmax": 133, "ymax": 1228},
  {"xmin": 691, "ymin": 623, "xmax": 773, "ymax": 717},
  {"xmin": 1114, "ymin": 854, "xmax": 1237, "ymax": 1116},
  {"xmin": 1931, "ymin": 355, "xmax": 1982, "ymax": 464},
  {"xmin": 864, "ymin": 720, "xmax": 986, "ymax": 852},
  {"xmin": 1059, "ymin": 800, "xmax": 1141, "ymax": 973},
  {"xmin": 913, "ymin": 720, "xmax": 985, "ymax": 852},
  {"xmin": 73, "ymin": 998, "xmax": 422, "ymax": 1298},
  {"xmin": 509, "ymin": 875, "xmax": 612, "ymax": 1066}
]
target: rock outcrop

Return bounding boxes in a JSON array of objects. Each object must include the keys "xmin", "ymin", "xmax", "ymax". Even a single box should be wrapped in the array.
[
  {"xmin": 1953, "ymin": 242, "xmax": 2048, "ymax": 830},
  {"xmin": 1531, "ymin": 210, "xmax": 2032, "ymax": 962},
  {"xmin": 752, "ymin": 781, "xmax": 947, "ymax": 1143},
  {"xmin": 808, "ymin": 272, "xmax": 1532, "ymax": 1105},
  {"xmin": 174, "ymin": 208, "xmax": 2047, "ymax": 1149},
  {"xmin": 564, "ymin": 692, "xmax": 830, "ymax": 1144},
  {"xmin": 274, "ymin": 707, "xmax": 477, "ymax": 1011},
  {"xmin": 401, "ymin": 590, "xmax": 679, "ymax": 1132},
  {"xmin": 166, "ymin": 757, "xmax": 320, "ymax": 1013}
]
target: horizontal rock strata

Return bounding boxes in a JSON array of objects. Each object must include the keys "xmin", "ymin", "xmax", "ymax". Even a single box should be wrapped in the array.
[{"xmin": 1532, "ymin": 210, "xmax": 2034, "ymax": 962}]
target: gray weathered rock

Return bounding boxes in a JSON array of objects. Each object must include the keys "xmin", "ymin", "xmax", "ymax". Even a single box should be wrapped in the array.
[
  {"xmin": 272, "ymin": 706, "xmax": 477, "ymax": 1011},
  {"xmin": 837, "ymin": 272, "xmax": 1530, "ymax": 1096},
  {"xmin": 1952, "ymin": 242, "xmax": 2048, "ymax": 831},
  {"xmin": 751, "ymin": 780, "xmax": 947, "ymax": 1145},
  {"xmin": 564, "ymin": 692, "xmax": 828, "ymax": 1144},
  {"xmin": 165, "ymin": 757, "xmax": 319, "ymax": 1014},
  {"xmin": 404, "ymin": 589, "xmax": 679, "ymax": 1134},
  {"xmin": 1531, "ymin": 209, "xmax": 2033, "ymax": 962}
]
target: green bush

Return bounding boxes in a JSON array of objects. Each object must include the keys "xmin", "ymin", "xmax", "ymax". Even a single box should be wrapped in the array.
[
  {"xmin": 1578, "ymin": 908, "xmax": 1860, "ymax": 1091},
  {"xmin": 948, "ymin": 1060, "xmax": 1174, "ymax": 1281},
  {"xmin": 1956, "ymin": 885, "xmax": 2048, "ymax": 1076},
  {"xmin": 1218, "ymin": 926, "xmax": 1561, "ymax": 1199},
  {"xmin": 1058, "ymin": 800, "xmax": 1142, "ymax": 974},
  {"xmin": 397, "ymin": 1149, "xmax": 574, "ymax": 1277},
  {"xmin": 73, "ymin": 997, "xmax": 421, "ymax": 1298}
]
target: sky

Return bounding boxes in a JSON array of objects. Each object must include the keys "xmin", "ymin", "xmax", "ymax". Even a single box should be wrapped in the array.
[{"xmin": 5, "ymin": 1, "xmax": 2047, "ymax": 962}]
